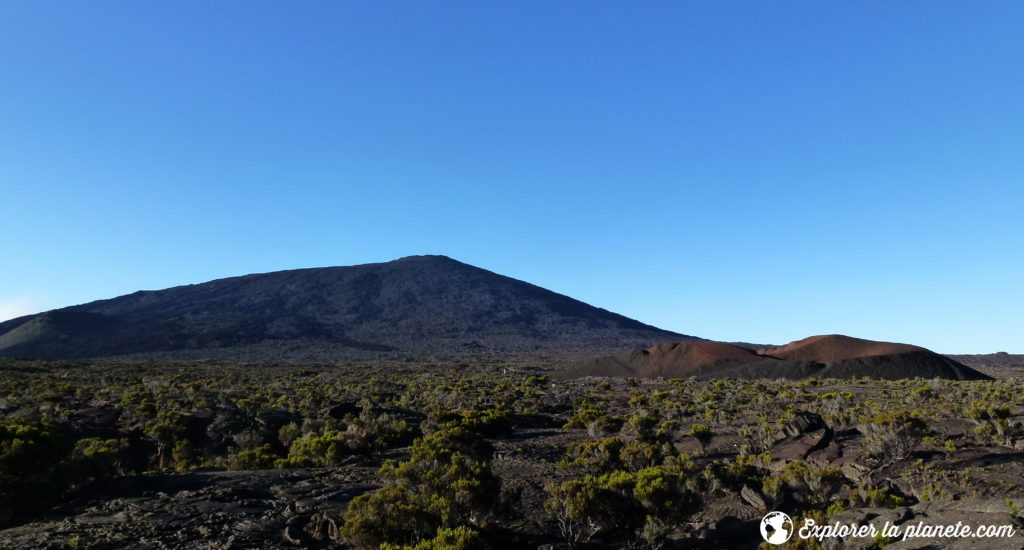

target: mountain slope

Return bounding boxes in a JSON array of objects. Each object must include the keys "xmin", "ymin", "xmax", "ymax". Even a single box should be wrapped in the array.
[{"xmin": 0, "ymin": 256, "xmax": 695, "ymax": 361}]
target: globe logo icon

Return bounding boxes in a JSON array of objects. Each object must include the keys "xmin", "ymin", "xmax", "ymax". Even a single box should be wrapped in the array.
[{"xmin": 760, "ymin": 511, "xmax": 794, "ymax": 545}]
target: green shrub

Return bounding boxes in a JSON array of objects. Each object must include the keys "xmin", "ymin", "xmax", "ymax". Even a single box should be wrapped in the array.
[
  {"xmin": 561, "ymin": 438, "xmax": 671, "ymax": 473},
  {"xmin": 143, "ymin": 416, "xmax": 185, "ymax": 470},
  {"xmin": 172, "ymin": 439, "xmax": 193, "ymax": 472},
  {"xmin": 850, "ymin": 486, "xmax": 908, "ymax": 509},
  {"xmin": 348, "ymin": 410, "xmax": 416, "ymax": 450},
  {"xmin": 711, "ymin": 452, "xmax": 770, "ymax": 490},
  {"xmin": 232, "ymin": 444, "xmax": 280, "ymax": 470},
  {"xmin": 563, "ymin": 402, "xmax": 622, "ymax": 436},
  {"xmin": 278, "ymin": 422, "xmax": 301, "ymax": 448},
  {"xmin": 560, "ymin": 437, "xmax": 625, "ymax": 472},
  {"xmin": 68, "ymin": 437, "xmax": 127, "ymax": 484},
  {"xmin": 857, "ymin": 412, "xmax": 926, "ymax": 466},
  {"xmin": 380, "ymin": 526, "xmax": 486, "ymax": 550},
  {"xmin": 620, "ymin": 440, "xmax": 670, "ymax": 472},
  {"xmin": 447, "ymin": 409, "xmax": 512, "ymax": 438},
  {"xmin": 623, "ymin": 409, "xmax": 660, "ymax": 442},
  {"xmin": 341, "ymin": 427, "xmax": 500, "ymax": 549},
  {"xmin": 283, "ymin": 429, "xmax": 349, "ymax": 467},
  {"xmin": 688, "ymin": 424, "xmax": 713, "ymax": 453},
  {"xmin": 779, "ymin": 460, "xmax": 844, "ymax": 508},
  {"xmin": 544, "ymin": 464, "xmax": 701, "ymax": 546},
  {"xmin": 0, "ymin": 420, "xmax": 73, "ymax": 527}
]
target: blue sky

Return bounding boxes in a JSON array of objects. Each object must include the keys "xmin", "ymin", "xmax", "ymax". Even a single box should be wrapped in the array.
[{"xmin": 2, "ymin": 2, "xmax": 1022, "ymax": 353}]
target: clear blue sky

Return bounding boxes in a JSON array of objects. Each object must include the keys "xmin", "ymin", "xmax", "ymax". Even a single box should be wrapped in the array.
[{"xmin": 2, "ymin": 2, "xmax": 1022, "ymax": 353}]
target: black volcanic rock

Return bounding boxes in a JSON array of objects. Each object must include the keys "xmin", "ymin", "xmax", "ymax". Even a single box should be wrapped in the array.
[{"xmin": 0, "ymin": 255, "xmax": 694, "ymax": 361}]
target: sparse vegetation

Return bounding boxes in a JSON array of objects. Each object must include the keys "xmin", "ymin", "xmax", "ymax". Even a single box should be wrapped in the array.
[{"xmin": 0, "ymin": 358, "xmax": 1022, "ymax": 547}]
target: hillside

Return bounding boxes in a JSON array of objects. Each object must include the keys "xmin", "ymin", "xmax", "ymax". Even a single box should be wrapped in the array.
[
  {"xmin": 762, "ymin": 334, "xmax": 922, "ymax": 362},
  {"xmin": 0, "ymin": 256, "xmax": 694, "ymax": 361},
  {"xmin": 567, "ymin": 334, "xmax": 990, "ymax": 380}
]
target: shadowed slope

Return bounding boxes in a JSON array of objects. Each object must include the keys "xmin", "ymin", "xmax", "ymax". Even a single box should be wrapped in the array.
[
  {"xmin": 821, "ymin": 351, "xmax": 989, "ymax": 380},
  {"xmin": 0, "ymin": 256, "xmax": 694, "ymax": 361}
]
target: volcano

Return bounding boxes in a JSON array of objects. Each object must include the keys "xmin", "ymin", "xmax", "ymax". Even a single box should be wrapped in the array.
[{"xmin": 0, "ymin": 255, "xmax": 695, "ymax": 361}]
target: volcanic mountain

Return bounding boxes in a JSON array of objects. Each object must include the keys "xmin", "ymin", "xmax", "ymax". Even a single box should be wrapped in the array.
[
  {"xmin": 567, "ymin": 334, "xmax": 990, "ymax": 380},
  {"xmin": 0, "ymin": 255, "xmax": 696, "ymax": 361}
]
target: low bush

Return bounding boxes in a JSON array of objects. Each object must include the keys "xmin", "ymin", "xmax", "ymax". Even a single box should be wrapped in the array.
[
  {"xmin": 545, "ymin": 463, "xmax": 701, "ymax": 547},
  {"xmin": 341, "ymin": 425, "xmax": 500, "ymax": 549},
  {"xmin": 0, "ymin": 420, "xmax": 72, "ymax": 527}
]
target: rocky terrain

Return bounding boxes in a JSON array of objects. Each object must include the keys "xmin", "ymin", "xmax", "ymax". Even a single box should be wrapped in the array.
[
  {"xmin": 565, "ymin": 335, "xmax": 990, "ymax": 381},
  {"xmin": 0, "ymin": 256, "xmax": 693, "ymax": 362},
  {"xmin": 0, "ymin": 467, "xmax": 379, "ymax": 549},
  {"xmin": 1, "ymin": 360, "xmax": 1022, "ymax": 549}
]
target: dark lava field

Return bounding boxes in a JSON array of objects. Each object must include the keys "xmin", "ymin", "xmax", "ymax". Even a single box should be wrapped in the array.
[{"xmin": 1, "ymin": 358, "xmax": 1023, "ymax": 549}]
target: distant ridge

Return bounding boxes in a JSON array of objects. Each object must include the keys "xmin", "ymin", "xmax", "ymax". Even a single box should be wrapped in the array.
[
  {"xmin": 946, "ymin": 352, "xmax": 1024, "ymax": 369},
  {"xmin": 0, "ymin": 255, "xmax": 696, "ymax": 361},
  {"xmin": 566, "ymin": 334, "xmax": 990, "ymax": 380}
]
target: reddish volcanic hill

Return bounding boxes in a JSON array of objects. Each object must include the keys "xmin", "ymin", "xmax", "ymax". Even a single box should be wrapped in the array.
[
  {"xmin": 566, "ymin": 335, "xmax": 990, "ymax": 380},
  {"xmin": 760, "ymin": 334, "xmax": 923, "ymax": 362}
]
